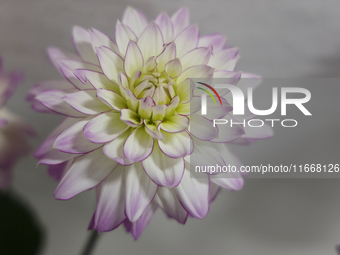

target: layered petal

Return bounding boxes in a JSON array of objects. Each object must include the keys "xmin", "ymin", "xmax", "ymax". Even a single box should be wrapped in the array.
[
  {"xmin": 96, "ymin": 46, "xmax": 123, "ymax": 83},
  {"xmin": 209, "ymin": 144, "xmax": 244, "ymax": 190},
  {"xmin": 177, "ymin": 65, "xmax": 214, "ymax": 84},
  {"xmin": 174, "ymin": 166, "xmax": 209, "ymax": 219},
  {"xmin": 210, "ymin": 172, "xmax": 244, "ymax": 191},
  {"xmin": 63, "ymin": 90, "xmax": 111, "ymax": 115},
  {"xmin": 35, "ymin": 90, "xmax": 86, "ymax": 117},
  {"xmin": 120, "ymin": 109, "xmax": 143, "ymax": 127},
  {"xmin": 72, "ymin": 26, "xmax": 99, "ymax": 65},
  {"xmin": 198, "ymin": 34, "xmax": 226, "ymax": 53},
  {"xmin": 138, "ymin": 22, "xmax": 164, "ymax": 60},
  {"xmin": 92, "ymin": 165, "xmax": 126, "ymax": 232},
  {"xmin": 144, "ymin": 120, "xmax": 164, "ymax": 140},
  {"xmin": 103, "ymin": 128, "xmax": 133, "ymax": 165},
  {"xmin": 97, "ymin": 89, "xmax": 127, "ymax": 110},
  {"xmin": 74, "ymin": 69, "xmax": 120, "ymax": 92},
  {"xmin": 38, "ymin": 149, "xmax": 78, "ymax": 165},
  {"xmin": 47, "ymin": 47, "xmax": 82, "ymax": 71},
  {"xmin": 155, "ymin": 12, "xmax": 173, "ymax": 43},
  {"xmin": 54, "ymin": 117, "xmax": 101, "ymax": 153},
  {"xmin": 35, "ymin": 117, "xmax": 78, "ymax": 158},
  {"xmin": 29, "ymin": 80, "xmax": 76, "ymax": 100},
  {"xmin": 201, "ymin": 96, "xmax": 233, "ymax": 120},
  {"xmin": 115, "ymin": 21, "xmax": 138, "ymax": 56},
  {"xmin": 89, "ymin": 28, "xmax": 119, "ymax": 53},
  {"xmin": 210, "ymin": 115, "xmax": 245, "ymax": 143},
  {"xmin": 124, "ymin": 41, "xmax": 144, "ymax": 78},
  {"xmin": 138, "ymin": 97, "xmax": 154, "ymax": 119},
  {"xmin": 56, "ymin": 60, "xmax": 100, "ymax": 90},
  {"xmin": 180, "ymin": 47, "xmax": 212, "ymax": 70},
  {"xmin": 156, "ymin": 42, "xmax": 176, "ymax": 73},
  {"xmin": 175, "ymin": 25, "xmax": 199, "ymax": 58},
  {"xmin": 160, "ymin": 115, "xmax": 189, "ymax": 133},
  {"xmin": 124, "ymin": 203, "xmax": 157, "ymax": 240},
  {"xmin": 188, "ymin": 138, "xmax": 226, "ymax": 172},
  {"xmin": 176, "ymin": 79, "xmax": 194, "ymax": 103},
  {"xmin": 208, "ymin": 47, "xmax": 238, "ymax": 70},
  {"xmin": 189, "ymin": 114, "xmax": 218, "ymax": 141},
  {"xmin": 154, "ymin": 187, "xmax": 188, "ymax": 224},
  {"xmin": 48, "ymin": 162, "xmax": 68, "ymax": 182},
  {"xmin": 164, "ymin": 58, "xmax": 182, "ymax": 78},
  {"xmin": 171, "ymin": 8, "xmax": 190, "ymax": 37},
  {"xmin": 122, "ymin": 7, "xmax": 148, "ymax": 36},
  {"xmin": 124, "ymin": 163, "xmax": 158, "ymax": 222},
  {"xmin": 158, "ymin": 131, "xmax": 193, "ymax": 158},
  {"xmin": 84, "ymin": 112, "xmax": 128, "ymax": 143},
  {"xmin": 142, "ymin": 142, "xmax": 185, "ymax": 187},
  {"xmin": 123, "ymin": 127, "xmax": 154, "ymax": 162},
  {"xmin": 55, "ymin": 149, "xmax": 117, "ymax": 200}
]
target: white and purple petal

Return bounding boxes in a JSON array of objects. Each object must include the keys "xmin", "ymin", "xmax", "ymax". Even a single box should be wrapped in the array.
[
  {"xmin": 96, "ymin": 46, "xmax": 123, "ymax": 83},
  {"xmin": 103, "ymin": 128, "xmax": 133, "ymax": 166},
  {"xmin": 171, "ymin": 8, "xmax": 190, "ymax": 37},
  {"xmin": 174, "ymin": 166, "xmax": 210, "ymax": 219},
  {"xmin": 63, "ymin": 90, "xmax": 111, "ymax": 115},
  {"xmin": 174, "ymin": 25, "xmax": 199, "ymax": 58},
  {"xmin": 84, "ymin": 112, "xmax": 128, "ymax": 143},
  {"xmin": 54, "ymin": 117, "xmax": 101, "ymax": 153},
  {"xmin": 189, "ymin": 114, "xmax": 218, "ymax": 141},
  {"xmin": 158, "ymin": 131, "xmax": 193, "ymax": 158},
  {"xmin": 115, "ymin": 21, "xmax": 138, "ymax": 57},
  {"xmin": 160, "ymin": 115, "xmax": 189, "ymax": 133},
  {"xmin": 155, "ymin": 12, "xmax": 173, "ymax": 43},
  {"xmin": 123, "ymin": 127, "xmax": 154, "ymax": 162},
  {"xmin": 154, "ymin": 187, "xmax": 188, "ymax": 224},
  {"xmin": 122, "ymin": 7, "xmax": 148, "ymax": 37},
  {"xmin": 198, "ymin": 34, "xmax": 226, "ymax": 53},
  {"xmin": 97, "ymin": 88, "xmax": 127, "ymax": 111},
  {"xmin": 124, "ymin": 163, "xmax": 158, "ymax": 222},
  {"xmin": 35, "ymin": 117, "xmax": 78, "ymax": 159},
  {"xmin": 124, "ymin": 202, "xmax": 157, "ymax": 240},
  {"xmin": 124, "ymin": 41, "xmax": 144, "ymax": 79},
  {"xmin": 35, "ymin": 90, "xmax": 87, "ymax": 117},
  {"xmin": 55, "ymin": 149, "xmax": 117, "ymax": 200},
  {"xmin": 138, "ymin": 22, "xmax": 164, "ymax": 60},
  {"xmin": 142, "ymin": 142, "xmax": 184, "ymax": 187},
  {"xmin": 72, "ymin": 26, "xmax": 99, "ymax": 65},
  {"xmin": 92, "ymin": 165, "xmax": 126, "ymax": 232}
]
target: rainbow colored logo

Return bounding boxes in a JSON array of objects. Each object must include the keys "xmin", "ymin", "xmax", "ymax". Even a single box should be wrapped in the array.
[{"xmin": 196, "ymin": 82, "xmax": 223, "ymax": 106}]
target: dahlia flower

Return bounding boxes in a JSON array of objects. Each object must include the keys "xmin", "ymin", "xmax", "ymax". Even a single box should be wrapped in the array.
[
  {"xmin": 0, "ymin": 58, "xmax": 34, "ymax": 190},
  {"xmin": 30, "ymin": 7, "xmax": 272, "ymax": 239}
]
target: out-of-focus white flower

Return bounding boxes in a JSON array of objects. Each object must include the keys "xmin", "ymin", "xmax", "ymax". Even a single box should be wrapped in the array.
[
  {"xmin": 29, "ymin": 7, "xmax": 272, "ymax": 239},
  {"xmin": 0, "ymin": 58, "xmax": 35, "ymax": 190}
]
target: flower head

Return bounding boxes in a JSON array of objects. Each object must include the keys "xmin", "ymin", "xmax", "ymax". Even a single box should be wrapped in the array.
[
  {"xmin": 0, "ymin": 58, "xmax": 34, "ymax": 190},
  {"xmin": 30, "ymin": 7, "xmax": 272, "ymax": 239}
]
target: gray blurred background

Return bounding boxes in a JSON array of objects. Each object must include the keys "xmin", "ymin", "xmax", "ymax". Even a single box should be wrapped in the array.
[{"xmin": 1, "ymin": 0, "xmax": 340, "ymax": 254}]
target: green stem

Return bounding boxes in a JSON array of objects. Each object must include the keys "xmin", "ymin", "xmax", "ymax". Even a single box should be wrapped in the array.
[{"xmin": 80, "ymin": 231, "xmax": 100, "ymax": 255}]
